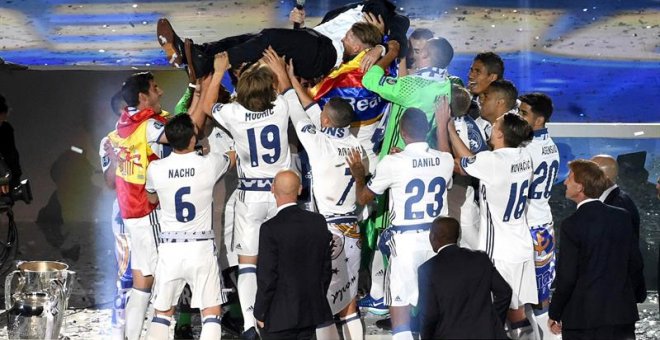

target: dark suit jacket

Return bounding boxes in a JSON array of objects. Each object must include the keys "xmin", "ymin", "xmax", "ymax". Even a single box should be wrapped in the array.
[
  {"xmin": 418, "ymin": 245, "xmax": 511, "ymax": 339},
  {"xmin": 254, "ymin": 205, "xmax": 333, "ymax": 333},
  {"xmin": 320, "ymin": 0, "xmax": 410, "ymax": 58},
  {"xmin": 549, "ymin": 200, "xmax": 645, "ymax": 330},
  {"xmin": 603, "ymin": 186, "xmax": 640, "ymax": 240}
]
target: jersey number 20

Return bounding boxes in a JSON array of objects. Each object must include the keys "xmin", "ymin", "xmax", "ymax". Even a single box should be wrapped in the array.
[{"xmin": 404, "ymin": 177, "xmax": 447, "ymax": 220}]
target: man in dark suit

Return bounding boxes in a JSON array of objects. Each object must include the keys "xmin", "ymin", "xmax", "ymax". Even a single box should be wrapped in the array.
[
  {"xmin": 549, "ymin": 159, "xmax": 646, "ymax": 339},
  {"xmin": 418, "ymin": 216, "xmax": 511, "ymax": 339},
  {"xmin": 592, "ymin": 154, "xmax": 641, "ymax": 239},
  {"xmin": 254, "ymin": 169, "xmax": 333, "ymax": 339}
]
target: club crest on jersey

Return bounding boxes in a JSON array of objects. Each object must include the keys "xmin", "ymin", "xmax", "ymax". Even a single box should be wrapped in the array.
[
  {"xmin": 330, "ymin": 234, "xmax": 345, "ymax": 260},
  {"xmin": 301, "ymin": 124, "xmax": 316, "ymax": 134},
  {"xmin": 153, "ymin": 121, "xmax": 164, "ymax": 129}
]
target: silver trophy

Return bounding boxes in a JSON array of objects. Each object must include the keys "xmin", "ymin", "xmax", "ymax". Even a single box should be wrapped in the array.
[{"xmin": 5, "ymin": 261, "xmax": 76, "ymax": 339}]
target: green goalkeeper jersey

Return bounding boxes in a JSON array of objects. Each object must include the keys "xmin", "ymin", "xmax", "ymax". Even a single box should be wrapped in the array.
[{"xmin": 362, "ymin": 65, "xmax": 451, "ymax": 158}]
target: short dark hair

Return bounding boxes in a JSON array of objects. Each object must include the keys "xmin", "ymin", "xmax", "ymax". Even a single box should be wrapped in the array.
[
  {"xmin": 410, "ymin": 28, "xmax": 434, "ymax": 41},
  {"xmin": 121, "ymin": 72, "xmax": 154, "ymax": 107},
  {"xmin": 0, "ymin": 93, "xmax": 8, "ymax": 114},
  {"xmin": 400, "ymin": 108, "xmax": 429, "ymax": 141},
  {"xmin": 488, "ymin": 79, "xmax": 518, "ymax": 111},
  {"xmin": 236, "ymin": 64, "xmax": 276, "ymax": 112},
  {"xmin": 165, "ymin": 114, "xmax": 195, "ymax": 151},
  {"xmin": 500, "ymin": 113, "xmax": 533, "ymax": 148},
  {"xmin": 432, "ymin": 216, "xmax": 460, "ymax": 243},
  {"xmin": 519, "ymin": 93, "xmax": 553, "ymax": 123},
  {"xmin": 450, "ymin": 84, "xmax": 471, "ymax": 117},
  {"xmin": 350, "ymin": 22, "xmax": 383, "ymax": 48},
  {"xmin": 427, "ymin": 38, "xmax": 454, "ymax": 69},
  {"xmin": 474, "ymin": 52, "xmax": 504, "ymax": 79},
  {"xmin": 326, "ymin": 97, "xmax": 354, "ymax": 127},
  {"xmin": 568, "ymin": 159, "xmax": 610, "ymax": 198}
]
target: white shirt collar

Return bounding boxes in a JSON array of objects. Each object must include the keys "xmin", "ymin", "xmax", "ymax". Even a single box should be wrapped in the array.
[
  {"xmin": 577, "ymin": 198, "xmax": 599, "ymax": 210},
  {"xmin": 276, "ymin": 202, "xmax": 297, "ymax": 213},
  {"xmin": 598, "ymin": 184, "xmax": 618, "ymax": 202},
  {"xmin": 404, "ymin": 142, "xmax": 430, "ymax": 151},
  {"xmin": 437, "ymin": 243, "xmax": 456, "ymax": 254}
]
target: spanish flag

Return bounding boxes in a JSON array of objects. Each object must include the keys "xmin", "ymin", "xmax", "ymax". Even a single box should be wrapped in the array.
[{"xmin": 310, "ymin": 50, "xmax": 389, "ymax": 127}]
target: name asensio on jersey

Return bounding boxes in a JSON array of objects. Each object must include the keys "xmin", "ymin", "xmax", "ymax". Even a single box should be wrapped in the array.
[
  {"xmin": 169, "ymin": 168, "xmax": 196, "ymax": 178},
  {"xmin": 510, "ymin": 160, "xmax": 532, "ymax": 173},
  {"xmin": 245, "ymin": 109, "xmax": 274, "ymax": 121},
  {"xmin": 412, "ymin": 157, "xmax": 441, "ymax": 168},
  {"xmin": 542, "ymin": 145, "xmax": 558, "ymax": 155}
]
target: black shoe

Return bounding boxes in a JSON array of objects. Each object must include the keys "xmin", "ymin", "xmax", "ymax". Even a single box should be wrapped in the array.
[
  {"xmin": 241, "ymin": 326, "xmax": 259, "ymax": 340},
  {"xmin": 174, "ymin": 324, "xmax": 194, "ymax": 339},
  {"xmin": 157, "ymin": 18, "xmax": 186, "ymax": 67},
  {"xmin": 184, "ymin": 38, "xmax": 212, "ymax": 83},
  {"xmin": 375, "ymin": 317, "xmax": 392, "ymax": 331}
]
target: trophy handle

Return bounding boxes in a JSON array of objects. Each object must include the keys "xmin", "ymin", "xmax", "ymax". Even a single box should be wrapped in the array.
[
  {"xmin": 64, "ymin": 270, "xmax": 76, "ymax": 303},
  {"xmin": 4, "ymin": 270, "xmax": 23, "ymax": 310}
]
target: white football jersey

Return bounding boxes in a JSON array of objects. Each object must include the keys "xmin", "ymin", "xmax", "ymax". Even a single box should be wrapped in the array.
[
  {"xmin": 453, "ymin": 115, "xmax": 491, "ymax": 154},
  {"xmin": 146, "ymin": 152, "xmax": 229, "ymax": 233},
  {"xmin": 460, "ymin": 148, "xmax": 534, "ymax": 262},
  {"xmin": 368, "ymin": 142, "xmax": 454, "ymax": 226},
  {"xmin": 211, "ymin": 90, "xmax": 292, "ymax": 180},
  {"xmin": 295, "ymin": 104, "xmax": 364, "ymax": 216},
  {"xmin": 524, "ymin": 128, "xmax": 560, "ymax": 226},
  {"xmin": 207, "ymin": 126, "xmax": 235, "ymax": 156},
  {"xmin": 313, "ymin": 5, "xmax": 364, "ymax": 68}
]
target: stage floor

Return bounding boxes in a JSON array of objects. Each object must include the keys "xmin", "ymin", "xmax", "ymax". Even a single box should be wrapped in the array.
[{"xmin": 0, "ymin": 297, "xmax": 658, "ymax": 339}]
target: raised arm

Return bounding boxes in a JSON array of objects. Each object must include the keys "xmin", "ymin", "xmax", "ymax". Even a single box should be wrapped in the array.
[
  {"xmin": 200, "ymin": 52, "xmax": 231, "ymax": 120},
  {"xmin": 346, "ymin": 149, "xmax": 375, "ymax": 206}
]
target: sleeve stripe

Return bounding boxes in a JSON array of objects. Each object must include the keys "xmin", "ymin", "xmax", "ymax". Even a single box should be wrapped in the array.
[
  {"xmin": 303, "ymin": 102, "xmax": 318, "ymax": 111},
  {"xmin": 460, "ymin": 157, "xmax": 469, "ymax": 170},
  {"xmin": 378, "ymin": 75, "xmax": 387, "ymax": 86}
]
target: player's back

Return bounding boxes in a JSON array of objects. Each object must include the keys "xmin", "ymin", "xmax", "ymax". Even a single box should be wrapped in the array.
[
  {"xmin": 525, "ymin": 129, "xmax": 560, "ymax": 226},
  {"xmin": 374, "ymin": 142, "xmax": 454, "ymax": 226},
  {"xmin": 475, "ymin": 148, "xmax": 534, "ymax": 262},
  {"xmin": 146, "ymin": 152, "xmax": 228, "ymax": 233},
  {"xmin": 211, "ymin": 96, "xmax": 291, "ymax": 180},
  {"xmin": 309, "ymin": 126, "xmax": 364, "ymax": 216}
]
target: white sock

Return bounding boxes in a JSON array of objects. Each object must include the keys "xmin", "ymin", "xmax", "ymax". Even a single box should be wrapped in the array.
[
  {"xmin": 392, "ymin": 330, "xmax": 413, "ymax": 340},
  {"xmin": 146, "ymin": 314, "xmax": 171, "ymax": 340},
  {"xmin": 369, "ymin": 249, "xmax": 385, "ymax": 300},
  {"xmin": 524, "ymin": 305, "xmax": 541, "ymax": 340},
  {"xmin": 200, "ymin": 315, "xmax": 222, "ymax": 340},
  {"xmin": 340, "ymin": 313, "xmax": 363, "ymax": 340},
  {"xmin": 237, "ymin": 264, "xmax": 257, "ymax": 332},
  {"xmin": 535, "ymin": 310, "xmax": 560, "ymax": 340},
  {"xmin": 316, "ymin": 321, "xmax": 340, "ymax": 340},
  {"xmin": 125, "ymin": 289, "xmax": 151, "ymax": 340}
]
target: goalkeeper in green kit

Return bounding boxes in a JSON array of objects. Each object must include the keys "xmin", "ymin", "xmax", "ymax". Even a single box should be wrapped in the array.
[
  {"xmin": 362, "ymin": 37, "xmax": 454, "ymax": 153},
  {"xmin": 357, "ymin": 37, "xmax": 455, "ymax": 318}
]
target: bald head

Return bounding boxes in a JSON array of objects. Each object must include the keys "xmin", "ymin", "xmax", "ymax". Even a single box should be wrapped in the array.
[
  {"xmin": 591, "ymin": 154, "xmax": 618, "ymax": 182},
  {"xmin": 272, "ymin": 169, "xmax": 301, "ymax": 205},
  {"xmin": 429, "ymin": 217, "xmax": 460, "ymax": 252}
]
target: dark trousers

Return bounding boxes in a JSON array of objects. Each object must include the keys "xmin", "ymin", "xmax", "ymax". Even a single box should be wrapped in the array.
[
  {"xmin": 257, "ymin": 325, "xmax": 315, "ymax": 340},
  {"xmin": 200, "ymin": 28, "xmax": 336, "ymax": 80},
  {"xmin": 563, "ymin": 324, "xmax": 635, "ymax": 340}
]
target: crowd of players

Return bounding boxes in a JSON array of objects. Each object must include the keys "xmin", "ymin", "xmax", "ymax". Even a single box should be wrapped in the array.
[{"xmin": 99, "ymin": 1, "xmax": 647, "ymax": 339}]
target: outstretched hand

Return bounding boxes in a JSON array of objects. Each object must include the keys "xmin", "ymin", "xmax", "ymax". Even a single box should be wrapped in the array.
[
  {"xmin": 346, "ymin": 149, "xmax": 366, "ymax": 180},
  {"xmin": 262, "ymin": 46, "xmax": 287, "ymax": 77},
  {"xmin": 213, "ymin": 52, "xmax": 230, "ymax": 72},
  {"xmin": 289, "ymin": 7, "xmax": 305, "ymax": 25},
  {"xmin": 360, "ymin": 46, "xmax": 383, "ymax": 73},
  {"xmin": 363, "ymin": 12, "xmax": 385, "ymax": 34}
]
